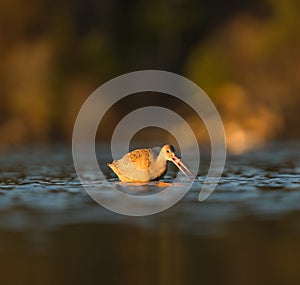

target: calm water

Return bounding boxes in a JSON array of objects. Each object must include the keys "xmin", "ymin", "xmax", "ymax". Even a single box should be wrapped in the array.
[{"xmin": 0, "ymin": 142, "xmax": 300, "ymax": 285}]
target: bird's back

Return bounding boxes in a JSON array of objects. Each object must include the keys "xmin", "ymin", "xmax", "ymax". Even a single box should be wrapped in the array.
[{"xmin": 109, "ymin": 147, "xmax": 164, "ymax": 182}]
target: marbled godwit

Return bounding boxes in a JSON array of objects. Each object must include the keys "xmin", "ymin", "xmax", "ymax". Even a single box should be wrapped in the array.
[{"xmin": 108, "ymin": 144, "xmax": 198, "ymax": 182}]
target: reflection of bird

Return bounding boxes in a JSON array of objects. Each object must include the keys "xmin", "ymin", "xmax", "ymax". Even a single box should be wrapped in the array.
[{"xmin": 108, "ymin": 144, "xmax": 197, "ymax": 183}]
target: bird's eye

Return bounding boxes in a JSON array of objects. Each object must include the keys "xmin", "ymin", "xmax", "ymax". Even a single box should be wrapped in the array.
[{"xmin": 166, "ymin": 150, "xmax": 170, "ymax": 153}]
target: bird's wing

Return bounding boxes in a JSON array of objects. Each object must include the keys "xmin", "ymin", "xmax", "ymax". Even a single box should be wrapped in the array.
[
  {"xmin": 110, "ymin": 149, "xmax": 154, "ymax": 182},
  {"xmin": 127, "ymin": 149, "xmax": 152, "ymax": 170}
]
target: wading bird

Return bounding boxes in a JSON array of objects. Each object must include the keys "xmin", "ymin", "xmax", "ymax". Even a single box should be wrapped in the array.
[{"xmin": 108, "ymin": 144, "xmax": 198, "ymax": 183}]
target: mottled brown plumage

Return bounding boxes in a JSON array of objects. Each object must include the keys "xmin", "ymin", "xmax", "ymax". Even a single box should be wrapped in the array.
[{"xmin": 128, "ymin": 149, "xmax": 151, "ymax": 169}]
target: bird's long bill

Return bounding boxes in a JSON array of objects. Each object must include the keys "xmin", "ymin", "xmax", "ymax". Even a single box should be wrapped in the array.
[{"xmin": 171, "ymin": 156, "xmax": 199, "ymax": 181}]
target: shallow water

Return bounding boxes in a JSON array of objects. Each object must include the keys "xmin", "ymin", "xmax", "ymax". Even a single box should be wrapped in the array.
[{"xmin": 0, "ymin": 142, "xmax": 300, "ymax": 285}]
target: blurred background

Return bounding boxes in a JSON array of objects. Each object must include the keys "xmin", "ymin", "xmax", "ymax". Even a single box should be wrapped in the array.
[{"xmin": 0, "ymin": 0, "xmax": 299, "ymax": 152}]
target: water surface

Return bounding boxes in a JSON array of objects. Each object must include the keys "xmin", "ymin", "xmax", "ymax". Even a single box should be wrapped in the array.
[{"xmin": 0, "ymin": 143, "xmax": 300, "ymax": 285}]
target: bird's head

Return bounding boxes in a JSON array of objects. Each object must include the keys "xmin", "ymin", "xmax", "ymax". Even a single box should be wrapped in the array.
[
  {"xmin": 161, "ymin": 144, "xmax": 176, "ymax": 161},
  {"xmin": 160, "ymin": 144, "xmax": 199, "ymax": 181}
]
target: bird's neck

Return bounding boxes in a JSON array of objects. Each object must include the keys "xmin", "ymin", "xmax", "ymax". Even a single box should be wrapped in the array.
[{"xmin": 155, "ymin": 154, "xmax": 168, "ymax": 170}]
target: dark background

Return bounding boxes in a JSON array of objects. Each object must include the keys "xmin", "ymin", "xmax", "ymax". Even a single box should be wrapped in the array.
[{"xmin": 0, "ymin": 0, "xmax": 299, "ymax": 153}]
